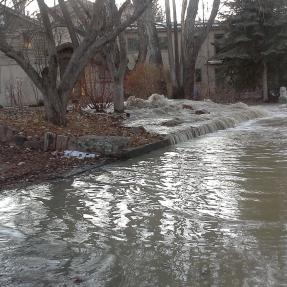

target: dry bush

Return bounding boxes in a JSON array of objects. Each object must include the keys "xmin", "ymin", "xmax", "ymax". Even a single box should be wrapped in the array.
[
  {"xmin": 70, "ymin": 63, "xmax": 113, "ymax": 112},
  {"xmin": 5, "ymin": 79, "xmax": 24, "ymax": 108},
  {"xmin": 125, "ymin": 64, "xmax": 166, "ymax": 99}
]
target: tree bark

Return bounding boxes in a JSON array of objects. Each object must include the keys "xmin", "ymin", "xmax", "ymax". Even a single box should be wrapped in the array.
[
  {"xmin": 0, "ymin": 0, "xmax": 152, "ymax": 126},
  {"xmin": 263, "ymin": 60, "xmax": 269, "ymax": 102},
  {"xmin": 58, "ymin": 0, "xmax": 79, "ymax": 48},
  {"xmin": 172, "ymin": 0, "xmax": 180, "ymax": 88},
  {"xmin": 183, "ymin": 57, "xmax": 196, "ymax": 99},
  {"xmin": 133, "ymin": 0, "xmax": 148, "ymax": 68},
  {"xmin": 135, "ymin": 16, "xmax": 148, "ymax": 68},
  {"xmin": 106, "ymin": 0, "xmax": 128, "ymax": 113},
  {"xmin": 44, "ymin": 87, "xmax": 67, "ymax": 126},
  {"xmin": 165, "ymin": 0, "xmax": 177, "ymax": 97},
  {"xmin": 182, "ymin": 0, "xmax": 220, "ymax": 99},
  {"xmin": 180, "ymin": 0, "xmax": 188, "ymax": 87},
  {"xmin": 113, "ymin": 78, "xmax": 125, "ymax": 112},
  {"xmin": 144, "ymin": 1, "xmax": 163, "ymax": 67}
]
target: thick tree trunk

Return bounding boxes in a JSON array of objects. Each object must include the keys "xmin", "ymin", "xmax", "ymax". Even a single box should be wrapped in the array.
[
  {"xmin": 113, "ymin": 78, "xmax": 125, "ymax": 113},
  {"xmin": 44, "ymin": 88, "xmax": 67, "ymax": 126},
  {"xmin": 0, "ymin": 0, "xmax": 152, "ymax": 126},
  {"xmin": 263, "ymin": 60, "xmax": 269, "ymax": 102}
]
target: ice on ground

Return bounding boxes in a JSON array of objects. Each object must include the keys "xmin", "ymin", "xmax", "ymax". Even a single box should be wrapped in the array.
[{"xmin": 124, "ymin": 96, "xmax": 269, "ymax": 140}]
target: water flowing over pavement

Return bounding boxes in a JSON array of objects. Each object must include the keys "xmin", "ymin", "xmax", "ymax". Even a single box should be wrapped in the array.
[
  {"xmin": 1, "ymin": 105, "xmax": 287, "ymax": 286},
  {"xmin": 125, "ymin": 97, "xmax": 268, "ymax": 144}
]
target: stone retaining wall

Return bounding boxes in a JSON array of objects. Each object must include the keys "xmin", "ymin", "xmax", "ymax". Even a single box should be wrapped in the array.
[{"xmin": 0, "ymin": 124, "xmax": 130, "ymax": 156}]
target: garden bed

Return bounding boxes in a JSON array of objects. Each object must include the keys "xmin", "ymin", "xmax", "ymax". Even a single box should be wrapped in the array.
[{"xmin": 0, "ymin": 107, "xmax": 162, "ymax": 189}]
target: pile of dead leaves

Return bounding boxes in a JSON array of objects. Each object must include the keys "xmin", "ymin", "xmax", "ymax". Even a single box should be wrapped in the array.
[
  {"xmin": 0, "ymin": 107, "xmax": 162, "ymax": 147},
  {"xmin": 0, "ymin": 144, "xmax": 105, "ymax": 189}
]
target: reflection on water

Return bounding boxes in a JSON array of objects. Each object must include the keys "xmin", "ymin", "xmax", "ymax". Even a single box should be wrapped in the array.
[{"xmin": 1, "ymin": 106, "xmax": 287, "ymax": 286}]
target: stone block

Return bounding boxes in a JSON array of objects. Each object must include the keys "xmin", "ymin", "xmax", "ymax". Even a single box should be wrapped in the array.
[
  {"xmin": 67, "ymin": 137, "xmax": 78, "ymax": 150},
  {"xmin": 23, "ymin": 139, "xmax": 43, "ymax": 151},
  {"xmin": 195, "ymin": 109, "xmax": 210, "ymax": 115},
  {"xmin": 56, "ymin": 135, "xmax": 69, "ymax": 151},
  {"xmin": 13, "ymin": 135, "xmax": 27, "ymax": 146},
  {"xmin": 182, "ymin": 104, "xmax": 194, "ymax": 110},
  {"xmin": 44, "ymin": 132, "xmax": 57, "ymax": 151},
  {"xmin": 77, "ymin": 135, "xmax": 130, "ymax": 155},
  {"xmin": 0, "ymin": 124, "xmax": 16, "ymax": 143},
  {"xmin": 161, "ymin": 118, "xmax": 183, "ymax": 127}
]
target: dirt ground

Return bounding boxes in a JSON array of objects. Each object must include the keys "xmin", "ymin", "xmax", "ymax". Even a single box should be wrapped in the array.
[
  {"xmin": 0, "ymin": 107, "xmax": 162, "ymax": 189},
  {"xmin": 0, "ymin": 107, "xmax": 160, "ymax": 147},
  {"xmin": 0, "ymin": 143, "xmax": 108, "ymax": 189}
]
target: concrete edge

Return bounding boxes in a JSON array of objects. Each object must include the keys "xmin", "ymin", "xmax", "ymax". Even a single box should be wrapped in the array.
[{"xmin": 119, "ymin": 139, "xmax": 170, "ymax": 159}]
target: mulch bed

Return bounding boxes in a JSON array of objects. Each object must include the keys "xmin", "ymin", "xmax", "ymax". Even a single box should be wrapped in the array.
[
  {"xmin": 0, "ymin": 107, "xmax": 162, "ymax": 189},
  {"xmin": 0, "ymin": 107, "xmax": 160, "ymax": 147},
  {"xmin": 0, "ymin": 144, "xmax": 106, "ymax": 189}
]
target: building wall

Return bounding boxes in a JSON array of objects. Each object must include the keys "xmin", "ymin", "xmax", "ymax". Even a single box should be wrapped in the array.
[
  {"xmin": 126, "ymin": 27, "xmax": 224, "ymax": 98},
  {"xmin": 0, "ymin": 52, "xmax": 42, "ymax": 107},
  {"xmin": 0, "ymin": 7, "xmax": 224, "ymax": 107}
]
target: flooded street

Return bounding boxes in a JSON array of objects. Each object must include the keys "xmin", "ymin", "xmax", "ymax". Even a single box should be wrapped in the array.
[{"xmin": 1, "ymin": 105, "xmax": 287, "ymax": 286}]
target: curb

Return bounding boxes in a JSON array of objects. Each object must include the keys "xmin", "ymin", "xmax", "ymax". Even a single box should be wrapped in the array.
[{"xmin": 119, "ymin": 138, "xmax": 170, "ymax": 159}]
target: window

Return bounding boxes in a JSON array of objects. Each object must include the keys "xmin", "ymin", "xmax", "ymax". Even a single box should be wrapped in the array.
[
  {"xmin": 23, "ymin": 33, "xmax": 32, "ymax": 49},
  {"xmin": 196, "ymin": 69, "xmax": 202, "ymax": 82},
  {"xmin": 127, "ymin": 37, "xmax": 139, "ymax": 52}
]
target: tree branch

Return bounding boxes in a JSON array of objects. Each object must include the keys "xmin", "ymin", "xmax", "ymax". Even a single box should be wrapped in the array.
[
  {"xmin": 59, "ymin": 0, "xmax": 152, "ymax": 104},
  {"xmin": 37, "ymin": 0, "xmax": 58, "ymax": 87},
  {"xmin": 198, "ymin": 0, "xmax": 220, "ymax": 48},
  {"xmin": 0, "ymin": 39, "xmax": 44, "ymax": 92},
  {"xmin": 58, "ymin": 0, "xmax": 79, "ymax": 48}
]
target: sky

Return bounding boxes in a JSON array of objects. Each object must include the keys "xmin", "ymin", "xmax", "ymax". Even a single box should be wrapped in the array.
[{"xmin": 24, "ymin": 0, "xmax": 226, "ymax": 21}]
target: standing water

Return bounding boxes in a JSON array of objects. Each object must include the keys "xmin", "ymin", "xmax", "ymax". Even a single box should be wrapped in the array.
[{"xmin": 1, "ymin": 105, "xmax": 287, "ymax": 286}]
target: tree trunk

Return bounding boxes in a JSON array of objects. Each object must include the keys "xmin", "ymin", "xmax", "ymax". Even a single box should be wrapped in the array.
[
  {"xmin": 183, "ymin": 58, "xmax": 196, "ymax": 99},
  {"xmin": 144, "ymin": 2, "xmax": 163, "ymax": 67},
  {"xmin": 133, "ymin": 0, "xmax": 148, "ymax": 68},
  {"xmin": 135, "ymin": 17, "xmax": 148, "ymax": 68},
  {"xmin": 165, "ymin": 0, "xmax": 177, "ymax": 98},
  {"xmin": 182, "ymin": 0, "xmax": 220, "ymax": 99},
  {"xmin": 44, "ymin": 88, "xmax": 67, "ymax": 126},
  {"xmin": 113, "ymin": 78, "xmax": 125, "ymax": 113},
  {"xmin": 263, "ymin": 60, "xmax": 269, "ymax": 102},
  {"xmin": 172, "ymin": 0, "xmax": 180, "ymax": 88}
]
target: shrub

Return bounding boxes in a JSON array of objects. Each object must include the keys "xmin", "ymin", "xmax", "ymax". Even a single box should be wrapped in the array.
[{"xmin": 124, "ymin": 64, "xmax": 166, "ymax": 99}]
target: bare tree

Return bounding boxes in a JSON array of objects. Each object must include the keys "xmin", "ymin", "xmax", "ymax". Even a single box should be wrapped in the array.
[
  {"xmin": 182, "ymin": 0, "xmax": 220, "ymax": 98},
  {"xmin": 133, "ymin": 0, "xmax": 148, "ymax": 68},
  {"xmin": 105, "ymin": 0, "xmax": 128, "ymax": 113},
  {"xmin": 0, "ymin": 0, "xmax": 151, "ymax": 125},
  {"xmin": 133, "ymin": 0, "xmax": 164, "ymax": 69},
  {"xmin": 172, "ymin": 0, "xmax": 180, "ymax": 90},
  {"xmin": 144, "ymin": 0, "xmax": 163, "ymax": 67},
  {"xmin": 164, "ymin": 0, "xmax": 220, "ymax": 98},
  {"xmin": 165, "ymin": 0, "xmax": 176, "ymax": 94}
]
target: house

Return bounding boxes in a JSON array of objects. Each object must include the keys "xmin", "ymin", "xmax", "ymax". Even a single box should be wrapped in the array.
[
  {"xmin": 0, "ymin": 5, "xmax": 43, "ymax": 107},
  {"xmin": 126, "ymin": 22, "xmax": 224, "ymax": 98},
  {"xmin": 0, "ymin": 2, "xmax": 224, "ymax": 107}
]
